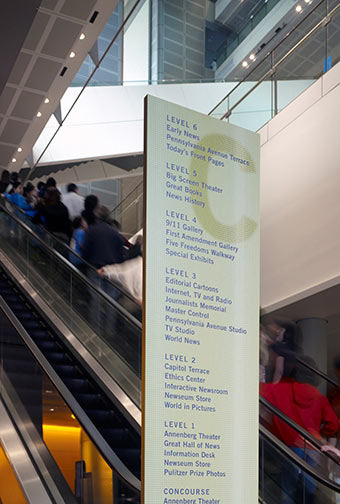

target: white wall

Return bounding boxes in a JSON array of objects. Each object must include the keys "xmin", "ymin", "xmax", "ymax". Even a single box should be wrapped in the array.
[
  {"xmin": 33, "ymin": 78, "xmax": 314, "ymax": 166},
  {"xmin": 260, "ymin": 61, "xmax": 340, "ymax": 311},
  {"xmin": 33, "ymin": 82, "xmax": 236, "ymax": 165}
]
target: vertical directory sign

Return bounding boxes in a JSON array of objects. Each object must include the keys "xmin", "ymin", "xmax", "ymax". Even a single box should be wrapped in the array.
[{"xmin": 143, "ymin": 95, "xmax": 260, "ymax": 504}]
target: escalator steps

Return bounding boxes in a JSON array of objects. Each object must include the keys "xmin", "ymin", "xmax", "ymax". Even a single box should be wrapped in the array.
[
  {"xmin": 0, "ymin": 268, "xmax": 141, "ymax": 478},
  {"xmin": 63, "ymin": 378, "xmax": 92, "ymax": 394}
]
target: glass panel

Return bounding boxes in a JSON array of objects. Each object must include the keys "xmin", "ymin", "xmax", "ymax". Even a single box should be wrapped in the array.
[
  {"xmin": 0, "ymin": 307, "xmax": 140, "ymax": 503},
  {"xmin": 272, "ymin": 2, "xmax": 327, "ymax": 65},
  {"xmin": 0, "ymin": 206, "xmax": 141, "ymax": 406},
  {"xmin": 2, "ymin": 199, "xmax": 142, "ymax": 321},
  {"xmin": 227, "ymin": 56, "xmax": 273, "ymax": 131},
  {"xmin": 260, "ymin": 433, "xmax": 337, "ymax": 504},
  {"xmin": 275, "ymin": 16, "xmax": 326, "ymax": 113},
  {"xmin": 211, "ymin": 1, "xmax": 330, "ymax": 126},
  {"xmin": 112, "ymin": 181, "xmax": 143, "ymax": 238},
  {"xmin": 327, "ymin": 5, "xmax": 340, "ymax": 69}
]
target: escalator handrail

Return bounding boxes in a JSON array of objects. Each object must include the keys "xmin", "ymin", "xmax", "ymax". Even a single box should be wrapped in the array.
[
  {"xmin": 209, "ymin": 0, "xmax": 331, "ymax": 117},
  {"xmin": 0, "ymin": 198, "xmax": 142, "ymax": 330},
  {"xmin": 111, "ymin": 180, "xmax": 143, "ymax": 219},
  {"xmin": 0, "ymin": 373, "xmax": 78, "ymax": 504},
  {"xmin": 296, "ymin": 356, "xmax": 340, "ymax": 390},
  {"xmin": 1, "ymin": 197, "xmax": 141, "ymax": 313},
  {"xmin": 260, "ymin": 424, "xmax": 340, "ymax": 493},
  {"xmin": 0, "ymin": 295, "xmax": 141, "ymax": 492},
  {"xmin": 260, "ymin": 395, "xmax": 340, "ymax": 466},
  {"xmin": 0, "ymin": 397, "xmax": 59, "ymax": 504}
]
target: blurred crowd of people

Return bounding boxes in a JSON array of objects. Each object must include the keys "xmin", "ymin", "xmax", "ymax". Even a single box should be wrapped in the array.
[
  {"xmin": 260, "ymin": 318, "xmax": 340, "ymax": 502},
  {"xmin": 0, "ymin": 170, "xmax": 142, "ymax": 307}
]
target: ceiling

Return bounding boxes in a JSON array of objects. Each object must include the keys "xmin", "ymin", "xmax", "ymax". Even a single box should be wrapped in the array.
[{"xmin": 0, "ymin": 0, "xmax": 120, "ymax": 174}]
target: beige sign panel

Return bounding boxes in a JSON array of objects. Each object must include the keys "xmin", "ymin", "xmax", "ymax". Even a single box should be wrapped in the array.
[{"xmin": 143, "ymin": 95, "xmax": 260, "ymax": 504}]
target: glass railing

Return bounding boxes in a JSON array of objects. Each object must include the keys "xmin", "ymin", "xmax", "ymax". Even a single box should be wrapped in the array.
[
  {"xmin": 260, "ymin": 427, "xmax": 340, "ymax": 503},
  {"xmin": 210, "ymin": 0, "xmax": 340, "ymax": 131},
  {"xmin": 70, "ymin": 77, "xmax": 226, "ymax": 87},
  {"xmin": 1, "ymin": 198, "xmax": 142, "ymax": 322},
  {"xmin": 111, "ymin": 181, "xmax": 143, "ymax": 238},
  {"xmin": 0, "ymin": 305, "xmax": 140, "ymax": 503},
  {"xmin": 259, "ymin": 355, "xmax": 340, "ymax": 503},
  {"xmin": 0, "ymin": 204, "xmax": 141, "ymax": 406},
  {"xmin": 24, "ymin": 0, "xmax": 340, "ymax": 183},
  {"xmin": 216, "ymin": 0, "xmax": 282, "ymax": 69}
]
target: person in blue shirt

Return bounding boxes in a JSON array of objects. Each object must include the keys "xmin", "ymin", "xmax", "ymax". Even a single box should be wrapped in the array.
[
  {"xmin": 70, "ymin": 216, "xmax": 86, "ymax": 269},
  {"xmin": 5, "ymin": 181, "xmax": 34, "ymax": 215}
]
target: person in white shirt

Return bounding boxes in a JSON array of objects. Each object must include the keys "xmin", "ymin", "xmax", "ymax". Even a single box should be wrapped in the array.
[{"xmin": 61, "ymin": 183, "xmax": 84, "ymax": 221}]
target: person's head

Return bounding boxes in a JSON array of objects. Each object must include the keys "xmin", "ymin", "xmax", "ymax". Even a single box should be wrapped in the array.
[
  {"xmin": 269, "ymin": 319, "xmax": 300, "ymax": 346},
  {"xmin": 37, "ymin": 181, "xmax": 45, "ymax": 191},
  {"xmin": 67, "ymin": 183, "xmax": 78, "ymax": 193},
  {"xmin": 0, "ymin": 170, "xmax": 10, "ymax": 184},
  {"xmin": 97, "ymin": 205, "xmax": 111, "ymax": 223},
  {"xmin": 111, "ymin": 219, "xmax": 121, "ymax": 231},
  {"xmin": 45, "ymin": 187, "xmax": 61, "ymax": 205},
  {"xmin": 84, "ymin": 194, "xmax": 99, "ymax": 212},
  {"xmin": 10, "ymin": 172, "xmax": 20, "ymax": 184},
  {"xmin": 45, "ymin": 177, "xmax": 56, "ymax": 189},
  {"xmin": 72, "ymin": 216, "xmax": 82, "ymax": 230},
  {"xmin": 23, "ymin": 182, "xmax": 36, "ymax": 199},
  {"xmin": 81, "ymin": 209, "xmax": 96, "ymax": 226},
  {"xmin": 13, "ymin": 181, "xmax": 23, "ymax": 194}
]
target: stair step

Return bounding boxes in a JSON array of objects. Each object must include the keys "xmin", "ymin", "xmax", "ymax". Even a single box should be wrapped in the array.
[
  {"xmin": 44, "ymin": 352, "xmax": 70, "ymax": 364},
  {"xmin": 74, "ymin": 393, "xmax": 106, "ymax": 409},
  {"xmin": 100, "ymin": 427, "xmax": 135, "ymax": 448},
  {"xmin": 115, "ymin": 449, "xmax": 140, "ymax": 471},
  {"xmin": 63, "ymin": 378, "xmax": 92, "ymax": 393},
  {"xmin": 54, "ymin": 364, "xmax": 81, "ymax": 378},
  {"xmin": 87, "ymin": 409, "xmax": 119, "ymax": 427}
]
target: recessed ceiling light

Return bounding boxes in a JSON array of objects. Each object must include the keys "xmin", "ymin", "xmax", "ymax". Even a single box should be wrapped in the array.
[
  {"xmin": 49, "ymin": 408, "xmax": 55, "ymax": 412},
  {"xmin": 242, "ymin": 61, "xmax": 248, "ymax": 68},
  {"xmin": 69, "ymin": 51, "xmax": 76, "ymax": 58},
  {"xmin": 79, "ymin": 33, "xmax": 86, "ymax": 40},
  {"xmin": 37, "ymin": 111, "xmax": 42, "ymax": 117},
  {"xmin": 17, "ymin": 147, "xmax": 22, "ymax": 153},
  {"xmin": 296, "ymin": 5, "xmax": 302, "ymax": 12},
  {"xmin": 12, "ymin": 158, "xmax": 16, "ymax": 163},
  {"xmin": 249, "ymin": 54, "xmax": 255, "ymax": 61},
  {"xmin": 45, "ymin": 390, "xmax": 53, "ymax": 393},
  {"xmin": 71, "ymin": 414, "xmax": 76, "ymax": 419},
  {"xmin": 44, "ymin": 98, "xmax": 50, "ymax": 104}
]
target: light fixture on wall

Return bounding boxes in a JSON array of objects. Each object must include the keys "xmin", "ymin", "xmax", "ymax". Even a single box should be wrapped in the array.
[
  {"xmin": 12, "ymin": 158, "xmax": 16, "ymax": 163},
  {"xmin": 17, "ymin": 147, "xmax": 22, "ymax": 153},
  {"xmin": 37, "ymin": 111, "xmax": 42, "ymax": 117},
  {"xmin": 296, "ymin": 5, "xmax": 302, "ymax": 12},
  {"xmin": 69, "ymin": 51, "xmax": 76, "ymax": 58},
  {"xmin": 79, "ymin": 33, "xmax": 86, "ymax": 40},
  {"xmin": 44, "ymin": 98, "xmax": 50, "ymax": 104},
  {"xmin": 242, "ymin": 61, "xmax": 248, "ymax": 68}
]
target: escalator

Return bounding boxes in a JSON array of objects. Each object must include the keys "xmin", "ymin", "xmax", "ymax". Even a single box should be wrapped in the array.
[
  {"xmin": 0, "ymin": 270, "xmax": 140, "ymax": 502},
  {"xmin": 1, "ymin": 200, "xmax": 340, "ymax": 503}
]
